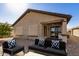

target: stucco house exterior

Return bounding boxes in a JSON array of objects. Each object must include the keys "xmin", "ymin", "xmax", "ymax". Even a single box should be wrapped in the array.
[
  {"xmin": 68, "ymin": 26, "xmax": 79, "ymax": 37},
  {"xmin": 12, "ymin": 9, "xmax": 72, "ymax": 43}
]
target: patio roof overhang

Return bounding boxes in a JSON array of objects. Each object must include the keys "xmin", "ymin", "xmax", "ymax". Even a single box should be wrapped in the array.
[{"xmin": 40, "ymin": 19, "xmax": 63, "ymax": 25}]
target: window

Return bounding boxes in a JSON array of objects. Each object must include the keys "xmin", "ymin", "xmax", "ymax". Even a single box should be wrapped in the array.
[
  {"xmin": 50, "ymin": 26, "xmax": 61, "ymax": 33},
  {"xmin": 51, "ymin": 27, "xmax": 55, "ymax": 32},
  {"xmin": 50, "ymin": 26, "xmax": 61, "ymax": 38}
]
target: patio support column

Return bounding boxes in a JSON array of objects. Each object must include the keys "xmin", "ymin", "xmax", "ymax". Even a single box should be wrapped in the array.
[
  {"xmin": 62, "ymin": 19, "xmax": 67, "ymax": 34},
  {"xmin": 62, "ymin": 19, "xmax": 67, "ymax": 43},
  {"xmin": 71, "ymin": 29, "xmax": 73, "ymax": 35}
]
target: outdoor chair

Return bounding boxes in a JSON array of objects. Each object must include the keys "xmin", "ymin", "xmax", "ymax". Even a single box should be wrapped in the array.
[{"xmin": 2, "ymin": 39, "xmax": 25, "ymax": 56}]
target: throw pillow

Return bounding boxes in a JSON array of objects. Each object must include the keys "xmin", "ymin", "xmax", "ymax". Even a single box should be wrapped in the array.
[
  {"xmin": 38, "ymin": 40, "xmax": 44, "ymax": 47},
  {"xmin": 51, "ymin": 40, "xmax": 59, "ymax": 49},
  {"xmin": 59, "ymin": 41, "xmax": 66, "ymax": 50},
  {"xmin": 8, "ymin": 39, "xmax": 16, "ymax": 49},
  {"xmin": 35, "ymin": 39, "xmax": 39, "ymax": 45},
  {"xmin": 44, "ymin": 39, "xmax": 52, "ymax": 48}
]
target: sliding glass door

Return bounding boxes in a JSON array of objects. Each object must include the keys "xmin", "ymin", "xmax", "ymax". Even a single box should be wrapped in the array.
[
  {"xmin": 50, "ymin": 26, "xmax": 61, "ymax": 38},
  {"xmin": 43, "ymin": 24, "xmax": 61, "ymax": 38}
]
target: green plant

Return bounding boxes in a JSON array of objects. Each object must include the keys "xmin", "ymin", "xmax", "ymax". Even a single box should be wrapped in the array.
[{"xmin": 0, "ymin": 22, "xmax": 13, "ymax": 38}]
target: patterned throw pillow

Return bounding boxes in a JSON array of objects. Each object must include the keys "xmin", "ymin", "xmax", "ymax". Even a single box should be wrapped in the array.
[
  {"xmin": 38, "ymin": 40, "xmax": 44, "ymax": 47},
  {"xmin": 51, "ymin": 40, "xmax": 59, "ymax": 49},
  {"xmin": 8, "ymin": 39, "xmax": 16, "ymax": 49}
]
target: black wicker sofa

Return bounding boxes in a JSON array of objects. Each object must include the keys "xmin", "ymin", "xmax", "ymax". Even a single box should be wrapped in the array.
[{"xmin": 29, "ymin": 38, "xmax": 67, "ymax": 56}]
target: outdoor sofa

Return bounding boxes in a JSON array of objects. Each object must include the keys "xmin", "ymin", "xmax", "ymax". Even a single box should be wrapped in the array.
[{"xmin": 29, "ymin": 38, "xmax": 67, "ymax": 56}]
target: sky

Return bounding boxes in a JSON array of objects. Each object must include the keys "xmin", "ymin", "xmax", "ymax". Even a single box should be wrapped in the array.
[{"xmin": 0, "ymin": 3, "xmax": 79, "ymax": 29}]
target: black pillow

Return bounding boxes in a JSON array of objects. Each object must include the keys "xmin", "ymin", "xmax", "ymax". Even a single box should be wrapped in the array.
[
  {"xmin": 3, "ymin": 41, "xmax": 9, "ymax": 48},
  {"xmin": 44, "ymin": 39, "xmax": 52, "ymax": 48},
  {"xmin": 59, "ymin": 41, "xmax": 66, "ymax": 50},
  {"xmin": 35, "ymin": 39, "xmax": 39, "ymax": 45}
]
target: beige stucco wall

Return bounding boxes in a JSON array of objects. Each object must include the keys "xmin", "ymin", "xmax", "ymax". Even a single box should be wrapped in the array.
[
  {"xmin": 13, "ymin": 11, "xmax": 67, "ymax": 42},
  {"xmin": 73, "ymin": 29, "xmax": 79, "ymax": 37},
  {"xmin": 68, "ymin": 28, "xmax": 79, "ymax": 37}
]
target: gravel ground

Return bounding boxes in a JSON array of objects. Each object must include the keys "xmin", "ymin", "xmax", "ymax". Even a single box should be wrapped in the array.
[{"xmin": 67, "ymin": 35, "xmax": 79, "ymax": 56}]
